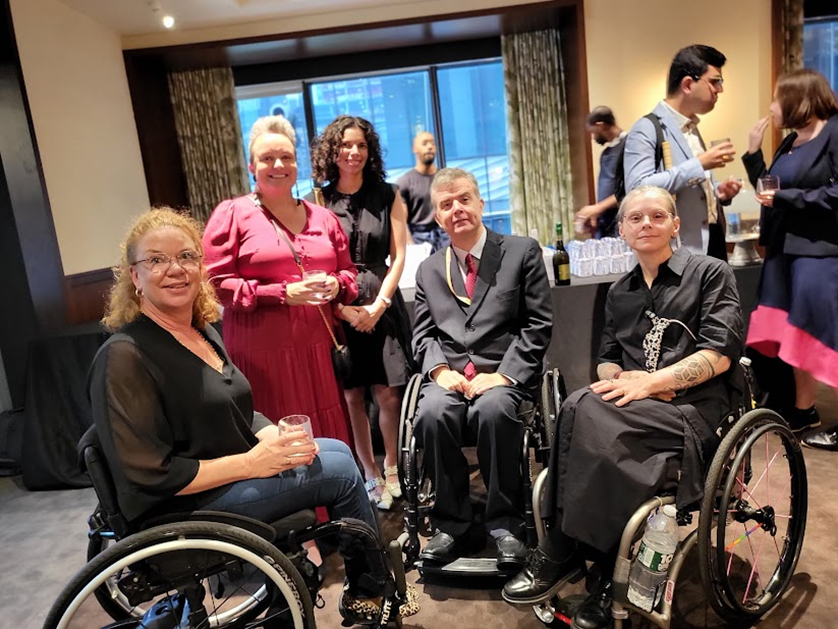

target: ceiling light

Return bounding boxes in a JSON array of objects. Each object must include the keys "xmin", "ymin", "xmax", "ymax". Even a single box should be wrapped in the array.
[{"xmin": 162, "ymin": 14, "xmax": 175, "ymax": 29}]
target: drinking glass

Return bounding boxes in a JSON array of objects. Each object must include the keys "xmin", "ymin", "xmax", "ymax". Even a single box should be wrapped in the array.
[
  {"xmin": 757, "ymin": 175, "xmax": 780, "ymax": 194},
  {"xmin": 279, "ymin": 414, "xmax": 314, "ymax": 444},
  {"xmin": 710, "ymin": 137, "xmax": 733, "ymax": 162},
  {"xmin": 303, "ymin": 270, "xmax": 328, "ymax": 300}
]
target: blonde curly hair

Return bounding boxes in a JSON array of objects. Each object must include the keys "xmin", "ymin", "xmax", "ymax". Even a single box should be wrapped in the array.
[{"xmin": 102, "ymin": 206, "xmax": 220, "ymax": 331}]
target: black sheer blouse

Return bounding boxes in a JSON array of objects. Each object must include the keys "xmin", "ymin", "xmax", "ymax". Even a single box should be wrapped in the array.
[
  {"xmin": 598, "ymin": 247, "xmax": 744, "ymax": 427},
  {"xmin": 88, "ymin": 315, "xmax": 272, "ymax": 522}
]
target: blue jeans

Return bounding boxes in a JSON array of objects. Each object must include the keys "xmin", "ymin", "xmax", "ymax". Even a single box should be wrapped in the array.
[
  {"xmin": 410, "ymin": 225, "xmax": 450, "ymax": 254},
  {"xmin": 200, "ymin": 438, "xmax": 376, "ymax": 531}
]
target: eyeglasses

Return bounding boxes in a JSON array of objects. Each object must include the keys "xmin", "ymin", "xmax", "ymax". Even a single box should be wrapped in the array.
[
  {"xmin": 693, "ymin": 75, "xmax": 724, "ymax": 90},
  {"xmin": 131, "ymin": 250, "xmax": 202, "ymax": 272},
  {"xmin": 623, "ymin": 211, "xmax": 673, "ymax": 227}
]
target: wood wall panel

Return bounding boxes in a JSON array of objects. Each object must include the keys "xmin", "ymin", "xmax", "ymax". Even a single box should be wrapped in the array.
[{"xmin": 65, "ymin": 268, "xmax": 113, "ymax": 326}]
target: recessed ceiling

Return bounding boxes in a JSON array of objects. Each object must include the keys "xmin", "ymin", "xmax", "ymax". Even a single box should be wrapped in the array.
[{"xmin": 57, "ymin": 0, "xmax": 416, "ymax": 36}]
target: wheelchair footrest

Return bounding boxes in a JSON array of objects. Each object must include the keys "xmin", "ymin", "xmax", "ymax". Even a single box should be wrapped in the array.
[{"xmin": 418, "ymin": 557, "xmax": 509, "ymax": 578}]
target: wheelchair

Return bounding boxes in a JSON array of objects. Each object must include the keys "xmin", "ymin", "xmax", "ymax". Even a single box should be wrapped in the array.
[
  {"xmin": 44, "ymin": 426, "xmax": 411, "ymax": 629},
  {"xmin": 527, "ymin": 357, "xmax": 808, "ymax": 628},
  {"xmin": 396, "ymin": 368, "xmax": 565, "ymax": 578}
]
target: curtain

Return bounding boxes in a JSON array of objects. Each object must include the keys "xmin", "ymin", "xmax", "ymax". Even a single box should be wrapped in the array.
[
  {"xmin": 168, "ymin": 67, "xmax": 249, "ymax": 224},
  {"xmin": 780, "ymin": 0, "xmax": 805, "ymax": 73},
  {"xmin": 502, "ymin": 28, "xmax": 574, "ymax": 244}
]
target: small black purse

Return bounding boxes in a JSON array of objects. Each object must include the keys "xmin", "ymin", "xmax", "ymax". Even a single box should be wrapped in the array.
[{"xmin": 261, "ymin": 195, "xmax": 353, "ymax": 383}]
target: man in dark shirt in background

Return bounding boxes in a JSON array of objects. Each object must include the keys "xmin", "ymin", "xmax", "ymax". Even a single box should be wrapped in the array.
[
  {"xmin": 575, "ymin": 106, "xmax": 625, "ymax": 238},
  {"xmin": 398, "ymin": 131, "xmax": 450, "ymax": 253}
]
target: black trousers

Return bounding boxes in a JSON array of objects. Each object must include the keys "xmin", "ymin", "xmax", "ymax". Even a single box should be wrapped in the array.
[
  {"xmin": 707, "ymin": 222, "xmax": 727, "ymax": 261},
  {"xmin": 415, "ymin": 382, "xmax": 526, "ymax": 539}
]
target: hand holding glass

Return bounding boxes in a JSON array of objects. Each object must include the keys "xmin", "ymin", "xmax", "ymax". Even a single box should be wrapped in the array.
[
  {"xmin": 279, "ymin": 414, "xmax": 314, "ymax": 450},
  {"xmin": 756, "ymin": 175, "xmax": 780, "ymax": 194},
  {"xmin": 710, "ymin": 138, "xmax": 734, "ymax": 163},
  {"xmin": 303, "ymin": 270, "xmax": 329, "ymax": 300}
]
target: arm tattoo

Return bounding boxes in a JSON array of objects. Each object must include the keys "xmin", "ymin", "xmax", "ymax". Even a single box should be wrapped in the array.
[{"xmin": 669, "ymin": 352, "xmax": 716, "ymax": 390}]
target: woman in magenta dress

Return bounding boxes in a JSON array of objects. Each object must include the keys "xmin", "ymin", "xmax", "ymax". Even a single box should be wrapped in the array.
[{"xmin": 203, "ymin": 115, "xmax": 358, "ymax": 445}]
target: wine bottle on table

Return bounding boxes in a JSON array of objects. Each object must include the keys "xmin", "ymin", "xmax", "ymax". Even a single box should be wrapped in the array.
[{"xmin": 552, "ymin": 221, "xmax": 571, "ymax": 286}]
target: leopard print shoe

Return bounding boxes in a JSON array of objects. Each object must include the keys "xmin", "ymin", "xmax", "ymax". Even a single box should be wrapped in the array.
[{"xmin": 339, "ymin": 583, "xmax": 421, "ymax": 625}]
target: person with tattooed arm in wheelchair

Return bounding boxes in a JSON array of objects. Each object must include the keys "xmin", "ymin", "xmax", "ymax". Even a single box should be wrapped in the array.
[{"xmin": 504, "ymin": 186, "xmax": 743, "ymax": 629}]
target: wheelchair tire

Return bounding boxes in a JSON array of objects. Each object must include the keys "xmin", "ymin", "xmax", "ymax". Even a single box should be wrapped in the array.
[
  {"xmin": 86, "ymin": 533, "xmax": 134, "ymax": 622},
  {"xmin": 397, "ymin": 373, "xmax": 423, "ymax": 492},
  {"xmin": 46, "ymin": 521, "xmax": 315, "ymax": 629},
  {"xmin": 698, "ymin": 408, "xmax": 807, "ymax": 625},
  {"xmin": 536, "ymin": 369, "xmax": 564, "ymax": 464}
]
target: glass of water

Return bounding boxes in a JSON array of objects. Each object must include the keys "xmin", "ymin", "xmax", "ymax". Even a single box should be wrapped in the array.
[{"xmin": 303, "ymin": 270, "xmax": 329, "ymax": 300}]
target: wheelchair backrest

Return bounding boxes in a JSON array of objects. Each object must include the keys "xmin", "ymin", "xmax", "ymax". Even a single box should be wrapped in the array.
[{"xmin": 78, "ymin": 424, "xmax": 132, "ymax": 539}]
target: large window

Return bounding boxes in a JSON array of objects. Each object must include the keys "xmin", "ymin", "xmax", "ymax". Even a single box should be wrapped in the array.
[
  {"xmin": 234, "ymin": 60, "xmax": 512, "ymax": 233},
  {"xmin": 803, "ymin": 18, "xmax": 838, "ymax": 89}
]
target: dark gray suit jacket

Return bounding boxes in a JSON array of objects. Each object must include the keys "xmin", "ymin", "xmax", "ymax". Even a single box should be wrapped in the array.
[{"xmin": 412, "ymin": 229, "xmax": 553, "ymax": 391}]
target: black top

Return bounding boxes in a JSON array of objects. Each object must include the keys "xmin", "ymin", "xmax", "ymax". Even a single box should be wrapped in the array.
[
  {"xmin": 742, "ymin": 114, "xmax": 838, "ymax": 256},
  {"xmin": 88, "ymin": 315, "xmax": 272, "ymax": 523},
  {"xmin": 599, "ymin": 247, "xmax": 743, "ymax": 426},
  {"xmin": 397, "ymin": 169, "xmax": 436, "ymax": 227},
  {"xmin": 307, "ymin": 182, "xmax": 397, "ymax": 304}
]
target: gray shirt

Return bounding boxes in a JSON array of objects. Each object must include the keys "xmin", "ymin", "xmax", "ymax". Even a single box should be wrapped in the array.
[{"xmin": 397, "ymin": 169, "xmax": 436, "ymax": 227}]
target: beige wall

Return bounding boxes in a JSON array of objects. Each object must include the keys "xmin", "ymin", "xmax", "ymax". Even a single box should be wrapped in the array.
[
  {"xmin": 584, "ymin": 0, "xmax": 773, "ymax": 204},
  {"xmin": 10, "ymin": 0, "xmax": 149, "ymax": 275}
]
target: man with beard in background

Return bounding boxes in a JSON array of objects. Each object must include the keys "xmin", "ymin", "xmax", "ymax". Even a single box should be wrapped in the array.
[{"xmin": 398, "ymin": 131, "xmax": 450, "ymax": 253}]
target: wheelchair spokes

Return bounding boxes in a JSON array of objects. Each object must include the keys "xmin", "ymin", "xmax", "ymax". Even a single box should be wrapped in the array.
[
  {"xmin": 46, "ymin": 522, "xmax": 313, "ymax": 629},
  {"xmin": 699, "ymin": 409, "xmax": 807, "ymax": 624}
]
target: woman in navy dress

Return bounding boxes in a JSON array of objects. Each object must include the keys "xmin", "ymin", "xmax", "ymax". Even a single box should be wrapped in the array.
[{"xmin": 742, "ymin": 68, "xmax": 838, "ymax": 448}]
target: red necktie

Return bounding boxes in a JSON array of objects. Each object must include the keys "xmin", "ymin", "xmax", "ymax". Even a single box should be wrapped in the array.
[
  {"xmin": 465, "ymin": 253, "xmax": 477, "ymax": 299},
  {"xmin": 464, "ymin": 361, "xmax": 477, "ymax": 381},
  {"xmin": 464, "ymin": 253, "xmax": 478, "ymax": 380}
]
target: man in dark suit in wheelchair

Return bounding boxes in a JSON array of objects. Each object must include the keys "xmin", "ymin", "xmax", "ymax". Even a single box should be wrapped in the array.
[
  {"xmin": 411, "ymin": 167, "xmax": 553, "ymax": 570},
  {"xmin": 503, "ymin": 186, "xmax": 743, "ymax": 628}
]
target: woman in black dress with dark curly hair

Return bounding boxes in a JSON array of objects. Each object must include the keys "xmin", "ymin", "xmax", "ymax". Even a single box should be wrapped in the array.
[{"xmin": 308, "ymin": 115, "xmax": 414, "ymax": 510}]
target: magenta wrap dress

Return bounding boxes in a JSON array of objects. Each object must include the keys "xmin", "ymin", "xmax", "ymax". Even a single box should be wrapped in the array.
[{"xmin": 202, "ymin": 195, "xmax": 358, "ymax": 445}]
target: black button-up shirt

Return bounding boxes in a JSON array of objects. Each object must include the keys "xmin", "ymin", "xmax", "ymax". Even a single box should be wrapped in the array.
[{"xmin": 598, "ymin": 247, "xmax": 743, "ymax": 426}]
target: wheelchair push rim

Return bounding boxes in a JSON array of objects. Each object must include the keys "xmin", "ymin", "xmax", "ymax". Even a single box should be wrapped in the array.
[
  {"xmin": 46, "ymin": 521, "xmax": 313, "ymax": 629},
  {"xmin": 699, "ymin": 409, "xmax": 807, "ymax": 623}
]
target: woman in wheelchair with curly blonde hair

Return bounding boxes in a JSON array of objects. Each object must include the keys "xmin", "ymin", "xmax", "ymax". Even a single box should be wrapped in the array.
[
  {"xmin": 504, "ymin": 186, "xmax": 743, "ymax": 629},
  {"xmin": 90, "ymin": 206, "xmax": 418, "ymax": 624}
]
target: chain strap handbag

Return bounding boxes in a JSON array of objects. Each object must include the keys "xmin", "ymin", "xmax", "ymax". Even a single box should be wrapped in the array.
[{"xmin": 265, "ymin": 199, "xmax": 353, "ymax": 382}]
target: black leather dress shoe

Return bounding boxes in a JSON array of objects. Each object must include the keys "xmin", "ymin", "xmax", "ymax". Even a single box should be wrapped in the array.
[
  {"xmin": 420, "ymin": 531, "xmax": 462, "ymax": 563},
  {"xmin": 803, "ymin": 428, "xmax": 838, "ymax": 451},
  {"xmin": 571, "ymin": 582, "xmax": 612, "ymax": 629},
  {"xmin": 502, "ymin": 548, "xmax": 580, "ymax": 604},
  {"xmin": 495, "ymin": 535, "xmax": 527, "ymax": 571}
]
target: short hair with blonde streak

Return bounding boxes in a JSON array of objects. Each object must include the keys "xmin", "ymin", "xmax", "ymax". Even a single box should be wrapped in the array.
[
  {"xmin": 247, "ymin": 115, "xmax": 296, "ymax": 164},
  {"xmin": 102, "ymin": 206, "xmax": 220, "ymax": 332},
  {"xmin": 617, "ymin": 185, "xmax": 677, "ymax": 223},
  {"xmin": 430, "ymin": 167, "xmax": 482, "ymax": 209}
]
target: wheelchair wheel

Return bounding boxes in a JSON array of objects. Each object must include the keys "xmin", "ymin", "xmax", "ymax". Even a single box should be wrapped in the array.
[
  {"xmin": 698, "ymin": 408, "xmax": 807, "ymax": 625},
  {"xmin": 538, "ymin": 369, "xmax": 564, "ymax": 461},
  {"xmin": 397, "ymin": 373, "xmax": 423, "ymax": 493},
  {"xmin": 86, "ymin": 533, "xmax": 136, "ymax": 621},
  {"xmin": 46, "ymin": 521, "xmax": 315, "ymax": 628}
]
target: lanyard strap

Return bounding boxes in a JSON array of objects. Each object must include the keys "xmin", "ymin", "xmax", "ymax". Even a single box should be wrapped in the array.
[
  {"xmin": 256, "ymin": 195, "xmax": 343, "ymax": 351},
  {"xmin": 445, "ymin": 246, "xmax": 471, "ymax": 306}
]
